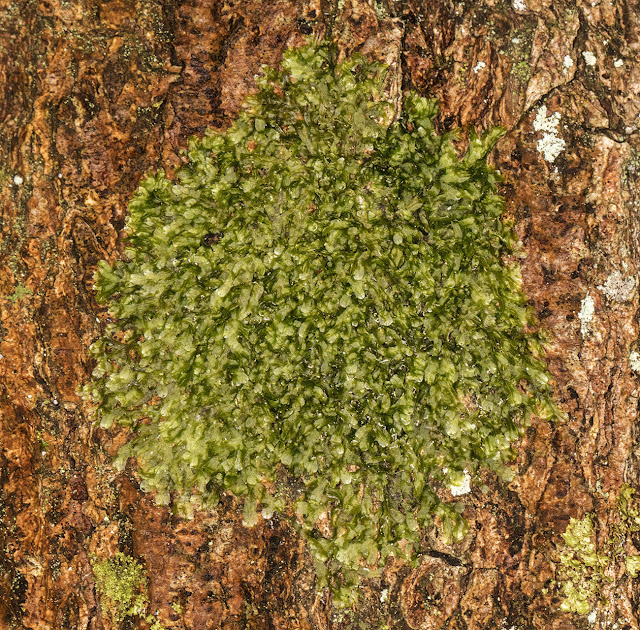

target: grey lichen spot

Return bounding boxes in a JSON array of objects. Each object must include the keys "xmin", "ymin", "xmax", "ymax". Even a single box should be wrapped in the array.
[
  {"xmin": 533, "ymin": 105, "xmax": 566, "ymax": 163},
  {"xmin": 579, "ymin": 291, "xmax": 595, "ymax": 337},
  {"xmin": 629, "ymin": 350, "xmax": 640, "ymax": 373},
  {"xmin": 597, "ymin": 271, "xmax": 635, "ymax": 302}
]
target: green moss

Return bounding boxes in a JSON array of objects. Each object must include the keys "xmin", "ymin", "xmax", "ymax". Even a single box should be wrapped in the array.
[
  {"xmin": 557, "ymin": 514, "xmax": 607, "ymax": 615},
  {"xmin": 91, "ymin": 552, "xmax": 167, "ymax": 629},
  {"xmin": 91, "ymin": 553, "xmax": 149, "ymax": 626},
  {"xmin": 83, "ymin": 40, "xmax": 561, "ymax": 603},
  {"xmin": 556, "ymin": 485, "xmax": 640, "ymax": 615}
]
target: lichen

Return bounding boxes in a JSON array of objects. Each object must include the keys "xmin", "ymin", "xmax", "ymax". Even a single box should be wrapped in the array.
[
  {"xmin": 7, "ymin": 283, "xmax": 32, "ymax": 304},
  {"xmin": 501, "ymin": 21, "xmax": 535, "ymax": 87},
  {"xmin": 473, "ymin": 60, "xmax": 487, "ymax": 74},
  {"xmin": 597, "ymin": 271, "xmax": 635, "ymax": 303},
  {"xmin": 511, "ymin": 60, "xmax": 531, "ymax": 85},
  {"xmin": 557, "ymin": 514, "xmax": 607, "ymax": 615},
  {"xmin": 533, "ymin": 105, "xmax": 566, "ymax": 163},
  {"xmin": 579, "ymin": 291, "xmax": 595, "ymax": 338},
  {"xmin": 449, "ymin": 468, "xmax": 472, "ymax": 497},
  {"xmin": 629, "ymin": 350, "xmax": 640, "ymax": 373},
  {"xmin": 83, "ymin": 40, "xmax": 561, "ymax": 602}
]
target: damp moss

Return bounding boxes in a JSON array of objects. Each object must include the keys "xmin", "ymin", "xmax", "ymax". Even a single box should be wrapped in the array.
[
  {"xmin": 83, "ymin": 40, "xmax": 562, "ymax": 603},
  {"xmin": 556, "ymin": 485, "xmax": 640, "ymax": 615},
  {"xmin": 91, "ymin": 552, "xmax": 166, "ymax": 629},
  {"xmin": 91, "ymin": 553, "xmax": 149, "ymax": 626}
]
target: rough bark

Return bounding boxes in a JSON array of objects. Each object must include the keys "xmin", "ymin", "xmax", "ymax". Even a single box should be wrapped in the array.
[{"xmin": 1, "ymin": 0, "xmax": 639, "ymax": 629}]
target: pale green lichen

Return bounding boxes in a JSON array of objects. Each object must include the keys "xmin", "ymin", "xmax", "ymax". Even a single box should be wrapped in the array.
[
  {"xmin": 500, "ymin": 20, "xmax": 535, "ymax": 86},
  {"xmin": 83, "ymin": 40, "xmax": 561, "ymax": 602},
  {"xmin": 629, "ymin": 350, "xmax": 640, "ymax": 373},
  {"xmin": 557, "ymin": 485, "xmax": 640, "ymax": 615},
  {"xmin": 625, "ymin": 554, "xmax": 640, "ymax": 577},
  {"xmin": 511, "ymin": 60, "xmax": 531, "ymax": 85},
  {"xmin": 7, "ymin": 283, "xmax": 32, "ymax": 303}
]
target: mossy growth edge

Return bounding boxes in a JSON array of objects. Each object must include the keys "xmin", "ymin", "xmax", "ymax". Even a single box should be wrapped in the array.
[{"xmin": 83, "ymin": 40, "xmax": 563, "ymax": 602}]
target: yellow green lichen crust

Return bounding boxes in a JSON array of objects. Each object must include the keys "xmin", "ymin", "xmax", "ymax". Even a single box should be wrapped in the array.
[{"xmin": 83, "ymin": 41, "xmax": 560, "ymax": 600}]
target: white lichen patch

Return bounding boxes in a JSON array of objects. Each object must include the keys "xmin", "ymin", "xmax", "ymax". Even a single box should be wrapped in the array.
[
  {"xmin": 579, "ymin": 291, "xmax": 595, "ymax": 338},
  {"xmin": 536, "ymin": 131, "xmax": 566, "ymax": 163},
  {"xmin": 582, "ymin": 51, "xmax": 597, "ymax": 66},
  {"xmin": 533, "ymin": 106, "xmax": 561, "ymax": 134},
  {"xmin": 563, "ymin": 55, "xmax": 574, "ymax": 71},
  {"xmin": 629, "ymin": 351, "xmax": 640, "ymax": 373},
  {"xmin": 533, "ymin": 105, "xmax": 566, "ymax": 163},
  {"xmin": 512, "ymin": 0, "xmax": 527, "ymax": 11},
  {"xmin": 598, "ymin": 271, "xmax": 635, "ymax": 302},
  {"xmin": 473, "ymin": 60, "xmax": 486, "ymax": 73},
  {"xmin": 614, "ymin": 58, "xmax": 624, "ymax": 68},
  {"xmin": 450, "ymin": 469, "xmax": 472, "ymax": 497},
  {"xmin": 13, "ymin": 174, "xmax": 23, "ymax": 185}
]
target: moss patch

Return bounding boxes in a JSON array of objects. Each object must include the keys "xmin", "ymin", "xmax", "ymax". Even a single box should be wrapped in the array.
[
  {"xmin": 91, "ymin": 552, "xmax": 166, "ymax": 629},
  {"xmin": 83, "ymin": 40, "xmax": 561, "ymax": 603},
  {"xmin": 556, "ymin": 485, "xmax": 640, "ymax": 615},
  {"xmin": 92, "ymin": 553, "xmax": 149, "ymax": 625}
]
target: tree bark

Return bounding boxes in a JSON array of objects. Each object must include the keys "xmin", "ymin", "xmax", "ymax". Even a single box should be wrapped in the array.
[{"xmin": 1, "ymin": 0, "xmax": 639, "ymax": 628}]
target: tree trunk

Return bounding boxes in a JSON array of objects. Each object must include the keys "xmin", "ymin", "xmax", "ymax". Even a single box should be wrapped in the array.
[{"xmin": 1, "ymin": 0, "xmax": 639, "ymax": 628}]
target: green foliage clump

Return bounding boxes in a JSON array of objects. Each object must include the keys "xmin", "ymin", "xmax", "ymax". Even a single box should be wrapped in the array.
[
  {"xmin": 92, "ymin": 553, "xmax": 150, "ymax": 625},
  {"xmin": 557, "ymin": 485, "xmax": 640, "ymax": 615},
  {"xmin": 83, "ymin": 41, "xmax": 560, "ymax": 598},
  {"xmin": 92, "ymin": 552, "xmax": 166, "ymax": 629},
  {"xmin": 558, "ymin": 514, "xmax": 606, "ymax": 615}
]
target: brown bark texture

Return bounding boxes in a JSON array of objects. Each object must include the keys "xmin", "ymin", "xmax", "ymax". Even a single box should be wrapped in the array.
[{"xmin": 1, "ymin": 0, "xmax": 640, "ymax": 628}]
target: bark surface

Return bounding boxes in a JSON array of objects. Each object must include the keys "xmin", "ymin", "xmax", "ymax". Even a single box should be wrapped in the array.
[{"xmin": 1, "ymin": 1, "xmax": 639, "ymax": 629}]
